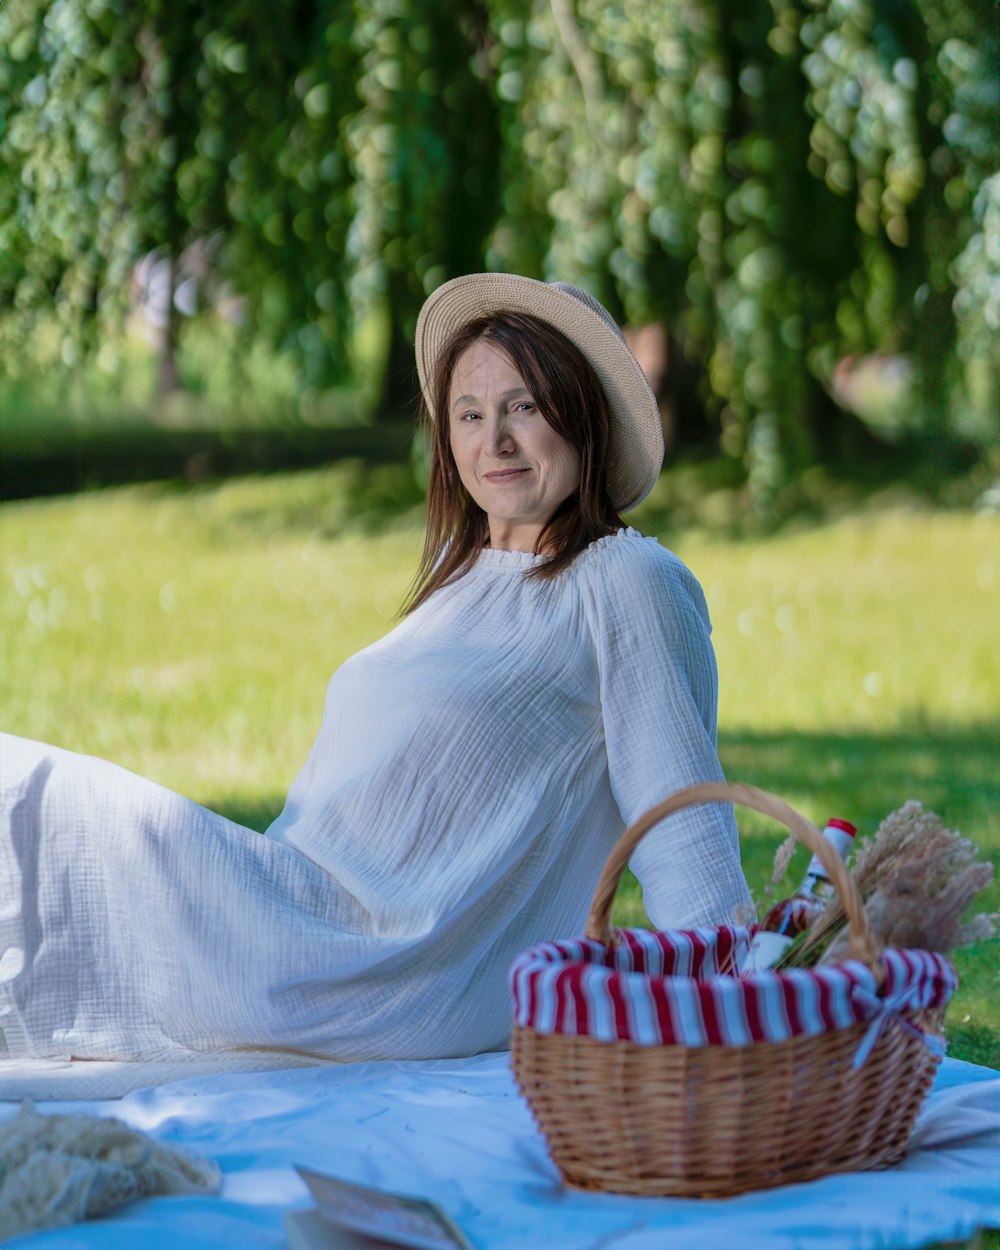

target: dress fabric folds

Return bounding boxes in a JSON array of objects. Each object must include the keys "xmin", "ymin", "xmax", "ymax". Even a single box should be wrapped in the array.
[{"xmin": 0, "ymin": 529, "xmax": 752, "ymax": 1062}]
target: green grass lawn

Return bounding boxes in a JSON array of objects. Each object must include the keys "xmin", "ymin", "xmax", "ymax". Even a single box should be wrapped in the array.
[{"xmin": 2, "ymin": 465, "xmax": 997, "ymax": 1068}]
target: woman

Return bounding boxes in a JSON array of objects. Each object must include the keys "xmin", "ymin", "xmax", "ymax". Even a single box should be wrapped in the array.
[{"xmin": 0, "ymin": 274, "xmax": 752, "ymax": 1065}]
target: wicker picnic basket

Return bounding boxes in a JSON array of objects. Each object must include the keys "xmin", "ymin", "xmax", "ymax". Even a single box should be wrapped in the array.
[{"xmin": 509, "ymin": 781, "xmax": 956, "ymax": 1197}]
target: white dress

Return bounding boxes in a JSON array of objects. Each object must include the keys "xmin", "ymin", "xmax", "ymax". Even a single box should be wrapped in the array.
[{"xmin": 0, "ymin": 528, "xmax": 752, "ymax": 1063}]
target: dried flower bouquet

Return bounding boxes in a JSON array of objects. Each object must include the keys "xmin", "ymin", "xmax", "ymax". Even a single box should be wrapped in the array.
[{"xmin": 771, "ymin": 801, "xmax": 996, "ymax": 969}]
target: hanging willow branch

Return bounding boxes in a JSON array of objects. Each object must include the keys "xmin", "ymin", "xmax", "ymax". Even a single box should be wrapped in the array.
[{"xmin": 548, "ymin": 0, "xmax": 604, "ymax": 144}]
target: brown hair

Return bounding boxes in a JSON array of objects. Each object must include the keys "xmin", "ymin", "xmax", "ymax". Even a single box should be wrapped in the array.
[{"xmin": 403, "ymin": 311, "xmax": 625, "ymax": 615}]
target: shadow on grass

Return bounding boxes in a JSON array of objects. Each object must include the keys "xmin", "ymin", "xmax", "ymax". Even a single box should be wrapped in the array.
[
  {"xmin": 210, "ymin": 799, "xmax": 283, "ymax": 834},
  {"xmin": 1, "ymin": 419, "xmax": 418, "ymax": 502},
  {"xmin": 718, "ymin": 721, "xmax": 1000, "ymax": 845}
]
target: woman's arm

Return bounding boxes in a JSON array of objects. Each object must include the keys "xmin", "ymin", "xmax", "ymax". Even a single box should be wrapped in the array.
[{"xmin": 588, "ymin": 535, "xmax": 754, "ymax": 929}]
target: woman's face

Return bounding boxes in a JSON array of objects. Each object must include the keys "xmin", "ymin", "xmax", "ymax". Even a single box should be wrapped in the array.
[{"xmin": 448, "ymin": 340, "xmax": 582, "ymax": 552}]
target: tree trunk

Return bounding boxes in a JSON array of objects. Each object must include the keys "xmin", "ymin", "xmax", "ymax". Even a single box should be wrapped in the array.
[
  {"xmin": 376, "ymin": 268, "xmax": 421, "ymax": 422},
  {"xmin": 157, "ymin": 251, "xmax": 181, "ymax": 396}
]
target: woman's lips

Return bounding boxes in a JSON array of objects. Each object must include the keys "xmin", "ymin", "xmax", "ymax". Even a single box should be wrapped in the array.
[{"xmin": 482, "ymin": 468, "xmax": 530, "ymax": 483}]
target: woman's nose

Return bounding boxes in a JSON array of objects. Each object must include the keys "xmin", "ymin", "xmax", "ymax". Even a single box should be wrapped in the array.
[{"xmin": 484, "ymin": 414, "xmax": 516, "ymax": 457}]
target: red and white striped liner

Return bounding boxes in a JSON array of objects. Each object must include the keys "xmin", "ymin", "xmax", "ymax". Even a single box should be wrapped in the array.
[{"xmin": 509, "ymin": 925, "xmax": 957, "ymax": 1048}]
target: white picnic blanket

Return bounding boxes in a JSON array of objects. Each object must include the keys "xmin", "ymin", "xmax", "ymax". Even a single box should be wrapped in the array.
[{"xmin": 0, "ymin": 1052, "xmax": 997, "ymax": 1249}]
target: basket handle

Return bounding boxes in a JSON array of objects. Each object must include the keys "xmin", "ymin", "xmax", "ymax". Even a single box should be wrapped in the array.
[{"xmin": 585, "ymin": 780, "xmax": 881, "ymax": 972}]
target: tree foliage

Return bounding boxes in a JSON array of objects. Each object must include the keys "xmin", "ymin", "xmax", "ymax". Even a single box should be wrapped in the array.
[{"xmin": 1, "ymin": 0, "xmax": 996, "ymax": 501}]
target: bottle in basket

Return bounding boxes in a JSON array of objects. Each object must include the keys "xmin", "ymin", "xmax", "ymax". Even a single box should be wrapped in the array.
[{"xmin": 743, "ymin": 818, "xmax": 857, "ymax": 971}]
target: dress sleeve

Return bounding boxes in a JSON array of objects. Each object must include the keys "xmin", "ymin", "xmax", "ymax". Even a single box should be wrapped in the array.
[{"xmin": 586, "ymin": 535, "xmax": 754, "ymax": 929}]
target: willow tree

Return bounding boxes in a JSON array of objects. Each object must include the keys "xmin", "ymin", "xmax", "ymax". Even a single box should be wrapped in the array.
[
  {"xmin": 483, "ymin": 0, "xmax": 998, "ymax": 505},
  {"xmin": 347, "ymin": 0, "xmax": 502, "ymax": 417},
  {"xmin": 1, "ymin": 0, "xmax": 995, "ymax": 490},
  {"xmin": 0, "ymin": 0, "xmax": 361, "ymax": 397},
  {"xmin": 196, "ymin": 0, "xmax": 361, "ymax": 390},
  {"xmin": 0, "ymin": 0, "xmax": 152, "ymax": 376}
]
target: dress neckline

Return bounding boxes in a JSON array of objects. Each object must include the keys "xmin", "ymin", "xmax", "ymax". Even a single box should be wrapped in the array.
[{"xmin": 473, "ymin": 527, "xmax": 643, "ymax": 572}]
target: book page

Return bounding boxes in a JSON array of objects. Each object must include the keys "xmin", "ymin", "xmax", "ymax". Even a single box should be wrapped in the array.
[{"xmin": 295, "ymin": 1167, "xmax": 474, "ymax": 1250}]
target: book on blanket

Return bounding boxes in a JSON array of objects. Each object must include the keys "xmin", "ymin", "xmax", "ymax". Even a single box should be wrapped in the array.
[{"xmin": 285, "ymin": 1167, "xmax": 474, "ymax": 1250}]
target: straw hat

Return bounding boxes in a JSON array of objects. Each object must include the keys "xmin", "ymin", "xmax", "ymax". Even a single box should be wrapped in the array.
[{"xmin": 415, "ymin": 272, "xmax": 665, "ymax": 512}]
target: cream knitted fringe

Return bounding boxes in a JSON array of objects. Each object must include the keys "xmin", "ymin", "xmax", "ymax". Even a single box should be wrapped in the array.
[{"xmin": 0, "ymin": 1101, "xmax": 221, "ymax": 1238}]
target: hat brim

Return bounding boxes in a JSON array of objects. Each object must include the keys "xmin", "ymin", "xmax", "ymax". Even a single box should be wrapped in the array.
[{"xmin": 415, "ymin": 273, "xmax": 664, "ymax": 512}]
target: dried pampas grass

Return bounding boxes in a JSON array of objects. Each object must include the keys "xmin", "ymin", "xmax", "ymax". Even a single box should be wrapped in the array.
[{"xmin": 777, "ymin": 801, "xmax": 996, "ymax": 968}]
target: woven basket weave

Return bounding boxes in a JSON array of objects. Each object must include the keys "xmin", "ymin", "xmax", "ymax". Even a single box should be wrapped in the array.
[{"xmin": 510, "ymin": 781, "xmax": 950, "ymax": 1197}]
